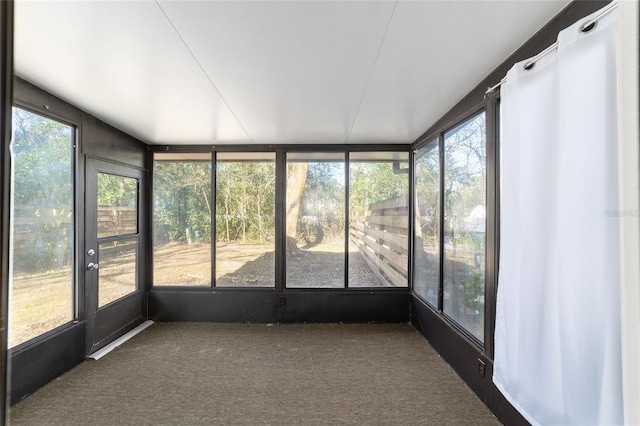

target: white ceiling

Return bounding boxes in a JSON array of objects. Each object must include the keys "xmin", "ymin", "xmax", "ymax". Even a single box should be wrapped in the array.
[{"xmin": 14, "ymin": 0, "xmax": 571, "ymax": 145}]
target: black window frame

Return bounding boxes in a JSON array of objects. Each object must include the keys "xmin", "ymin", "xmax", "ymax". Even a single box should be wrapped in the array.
[
  {"xmin": 411, "ymin": 100, "xmax": 499, "ymax": 353},
  {"xmin": 8, "ymin": 102, "xmax": 80, "ymax": 351},
  {"xmin": 149, "ymin": 145, "xmax": 412, "ymax": 293}
]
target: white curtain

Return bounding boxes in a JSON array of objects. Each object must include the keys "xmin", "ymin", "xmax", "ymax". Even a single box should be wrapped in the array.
[{"xmin": 493, "ymin": 5, "xmax": 623, "ymax": 425}]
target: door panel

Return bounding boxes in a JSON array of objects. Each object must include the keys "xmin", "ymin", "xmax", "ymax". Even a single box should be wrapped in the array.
[
  {"xmin": 98, "ymin": 237, "xmax": 138, "ymax": 308},
  {"xmin": 97, "ymin": 173, "xmax": 138, "ymax": 238},
  {"xmin": 85, "ymin": 159, "xmax": 146, "ymax": 352}
]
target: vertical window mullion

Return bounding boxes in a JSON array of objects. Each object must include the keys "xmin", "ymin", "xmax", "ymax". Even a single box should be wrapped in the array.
[
  {"xmin": 72, "ymin": 129, "xmax": 79, "ymax": 321},
  {"xmin": 438, "ymin": 134, "xmax": 445, "ymax": 312},
  {"xmin": 275, "ymin": 149, "xmax": 286, "ymax": 292},
  {"xmin": 344, "ymin": 151, "xmax": 349, "ymax": 289},
  {"xmin": 408, "ymin": 149, "xmax": 415, "ymax": 293},
  {"xmin": 211, "ymin": 151, "xmax": 216, "ymax": 289},
  {"xmin": 485, "ymin": 97, "xmax": 500, "ymax": 358}
]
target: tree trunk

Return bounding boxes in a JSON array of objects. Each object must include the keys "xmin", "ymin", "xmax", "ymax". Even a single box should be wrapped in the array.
[
  {"xmin": 241, "ymin": 184, "xmax": 246, "ymax": 243},
  {"xmin": 257, "ymin": 192, "xmax": 263, "ymax": 244},
  {"xmin": 224, "ymin": 183, "xmax": 230, "ymax": 243},
  {"xmin": 201, "ymin": 187, "xmax": 211, "ymax": 216},
  {"xmin": 286, "ymin": 162, "xmax": 308, "ymax": 256}
]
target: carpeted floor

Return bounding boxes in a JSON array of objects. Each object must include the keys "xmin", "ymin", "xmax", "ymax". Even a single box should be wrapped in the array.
[{"xmin": 9, "ymin": 323, "xmax": 499, "ymax": 425}]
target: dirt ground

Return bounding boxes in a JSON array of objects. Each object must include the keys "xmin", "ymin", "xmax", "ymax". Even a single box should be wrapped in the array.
[
  {"xmin": 155, "ymin": 240, "xmax": 394, "ymax": 288},
  {"xmin": 10, "ymin": 241, "xmax": 400, "ymax": 347},
  {"xmin": 9, "ymin": 269, "xmax": 74, "ymax": 348},
  {"xmin": 9, "ymin": 247, "xmax": 140, "ymax": 348},
  {"xmin": 286, "ymin": 240, "xmax": 391, "ymax": 288}
]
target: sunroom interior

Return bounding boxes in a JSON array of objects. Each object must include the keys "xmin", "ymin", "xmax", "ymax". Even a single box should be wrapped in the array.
[{"xmin": 1, "ymin": 0, "xmax": 639, "ymax": 425}]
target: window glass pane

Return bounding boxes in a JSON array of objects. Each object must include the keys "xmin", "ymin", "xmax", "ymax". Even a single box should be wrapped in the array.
[
  {"xmin": 98, "ymin": 238, "xmax": 137, "ymax": 307},
  {"xmin": 215, "ymin": 153, "xmax": 275, "ymax": 287},
  {"xmin": 10, "ymin": 107, "xmax": 74, "ymax": 347},
  {"xmin": 97, "ymin": 173, "xmax": 137, "ymax": 238},
  {"xmin": 153, "ymin": 155, "xmax": 211, "ymax": 286},
  {"xmin": 349, "ymin": 152, "xmax": 408, "ymax": 287},
  {"xmin": 286, "ymin": 153, "xmax": 345, "ymax": 288},
  {"xmin": 443, "ymin": 113, "xmax": 486, "ymax": 342},
  {"xmin": 414, "ymin": 141, "xmax": 440, "ymax": 305}
]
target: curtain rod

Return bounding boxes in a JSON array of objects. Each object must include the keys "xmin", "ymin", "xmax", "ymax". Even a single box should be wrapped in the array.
[{"xmin": 484, "ymin": 1, "xmax": 619, "ymax": 97}]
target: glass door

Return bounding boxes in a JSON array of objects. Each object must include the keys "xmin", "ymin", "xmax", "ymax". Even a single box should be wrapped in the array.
[{"xmin": 85, "ymin": 159, "xmax": 146, "ymax": 352}]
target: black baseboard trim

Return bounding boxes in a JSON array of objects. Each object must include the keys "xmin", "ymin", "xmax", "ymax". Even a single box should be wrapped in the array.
[
  {"xmin": 150, "ymin": 290, "xmax": 410, "ymax": 323},
  {"xmin": 411, "ymin": 296, "xmax": 528, "ymax": 426},
  {"xmin": 9, "ymin": 322, "xmax": 86, "ymax": 405}
]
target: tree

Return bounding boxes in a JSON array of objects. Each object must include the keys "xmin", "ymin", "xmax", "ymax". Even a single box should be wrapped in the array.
[
  {"xmin": 349, "ymin": 162, "xmax": 408, "ymax": 209},
  {"xmin": 444, "ymin": 114, "xmax": 486, "ymax": 247},
  {"xmin": 97, "ymin": 174, "xmax": 137, "ymax": 207},
  {"xmin": 415, "ymin": 146, "xmax": 440, "ymax": 246},
  {"xmin": 301, "ymin": 161, "xmax": 345, "ymax": 241},
  {"xmin": 154, "ymin": 161, "xmax": 211, "ymax": 244},
  {"xmin": 213, "ymin": 161, "xmax": 275, "ymax": 244},
  {"xmin": 12, "ymin": 107, "xmax": 74, "ymax": 273},
  {"xmin": 285, "ymin": 162, "xmax": 307, "ymax": 255}
]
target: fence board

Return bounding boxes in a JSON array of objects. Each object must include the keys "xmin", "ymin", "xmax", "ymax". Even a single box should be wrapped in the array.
[
  {"xmin": 351, "ymin": 223, "xmax": 408, "ymax": 254},
  {"xmin": 362, "ymin": 215, "xmax": 409, "ymax": 229},
  {"xmin": 369, "ymin": 195, "xmax": 408, "ymax": 212},
  {"xmin": 349, "ymin": 194, "xmax": 409, "ymax": 287},
  {"xmin": 98, "ymin": 206, "xmax": 136, "ymax": 212},
  {"xmin": 352, "ymin": 241, "xmax": 395, "ymax": 288},
  {"xmin": 12, "ymin": 204, "xmax": 137, "ymax": 245},
  {"xmin": 349, "ymin": 231, "xmax": 407, "ymax": 275},
  {"xmin": 353, "ymin": 237, "xmax": 406, "ymax": 287}
]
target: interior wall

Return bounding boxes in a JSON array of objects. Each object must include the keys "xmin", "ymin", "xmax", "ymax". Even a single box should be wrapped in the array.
[
  {"xmin": 409, "ymin": 1, "xmax": 612, "ymax": 425},
  {"xmin": 9, "ymin": 78, "xmax": 149, "ymax": 405}
]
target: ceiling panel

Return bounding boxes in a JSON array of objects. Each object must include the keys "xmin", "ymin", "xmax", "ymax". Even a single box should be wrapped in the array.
[
  {"xmin": 157, "ymin": 0, "xmax": 396, "ymax": 144},
  {"xmin": 15, "ymin": 0, "xmax": 250, "ymax": 145},
  {"xmin": 347, "ymin": 0, "xmax": 571, "ymax": 144},
  {"xmin": 14, "ymin": 0, "xmax": 572, "ymax": 146}
]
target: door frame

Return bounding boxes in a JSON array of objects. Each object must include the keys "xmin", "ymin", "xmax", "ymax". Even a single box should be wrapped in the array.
[{"xmin": 84, "ymin": 158, "xmax": 147, "ymax": 354}]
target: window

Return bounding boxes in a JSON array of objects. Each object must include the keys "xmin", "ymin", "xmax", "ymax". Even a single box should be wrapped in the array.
[
  {"xmin": 97, "ymin": 173, "xmax": 139, "ymax": 307},
  {"xmin": 349, "ymin": 152, "xmax": 409, "ymax": 287},
  {"xmin": 97, "ymin": 174, "xmax": 137, "ymax": 238},
  {"xmin": 153, "ymin": 153, "xmax": 212, "ymax": 286},
  {"xmin": 286, "ymin": 153, "xmax": 345, "ymax": 288},
  {"xmin": 152, "ymin": 149, "xmax": 413, "ymax": 290},
  {"xmin": 414, "ymin": 140, "xmax": 440, "ymax": 304},
  {"xmin": 98, "ymin": 238, "xmax": 138, "ymax": 307},
  {"xmin": 215, "ymin": 152, "xmax": 275, "ymax": 287},
  {"xmin": 10, "ymin": 107, "xmax": 75, "ymax": 347},
  {"xmin": 443, "ymin": 113, "xmax": 486, "ymax": 342}
]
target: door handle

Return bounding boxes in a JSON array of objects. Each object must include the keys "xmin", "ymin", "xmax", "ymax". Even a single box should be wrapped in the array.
[{"xmin": 87, "ymin": 263, "xmax": 99, "ymax": 270}]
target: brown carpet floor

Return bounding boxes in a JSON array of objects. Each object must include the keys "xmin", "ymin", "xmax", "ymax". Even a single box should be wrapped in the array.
[{"xmin": 9, "ymin": 323, "xmax": 499, "ymax": 425}]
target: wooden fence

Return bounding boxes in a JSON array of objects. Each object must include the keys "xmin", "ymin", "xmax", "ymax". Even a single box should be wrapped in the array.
[
  {"xmin": 11, "ymin": 204, "xmax": 134, "ymax": 272},
  {"xmin": 98, "ymin": 206, "xmax": 137, "ymax": 237},
  {"xmin": 12, "ymin": 205, "xmax": 72, "ymax": 248},
  {"xmin": 349, "ymin": 195, "xmax": 408, "ymax": 287},
  {"xmin": 13, "ymin": 204, "xmax": 136, "ymax": 243}
]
